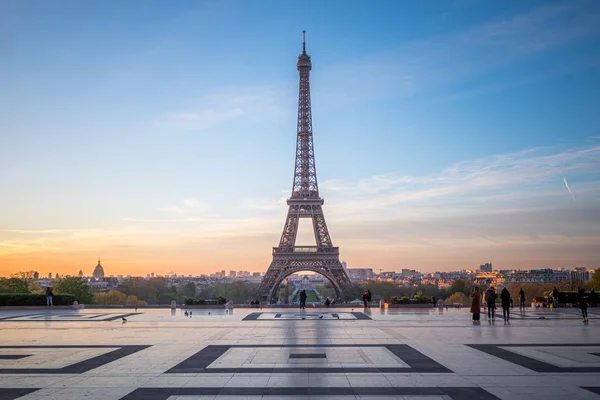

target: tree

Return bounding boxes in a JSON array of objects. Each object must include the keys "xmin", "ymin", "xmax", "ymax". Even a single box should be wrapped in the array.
[
  {"xmin": 448, "ymin": 279, "xmax": 473, "ymax": 296},
  {"xmin": 126, "ymin": 295, "xmax": 146, "ymax": 306},
  {"xmin": 182, "ymin": 282, "xmax": 197, "ymax": 298},
  {"xmin": 445, "ymin": 292, "xmax": 469, "ymax": 305},
  {"xmin": 54, "ymin": 277, "xmax": 93, "ymax": 304},
  {"xmin": 117, "ymin": 277, "xmax": 169, "ymax": 303},
  {"xmin": 94, "ymin": 290, "xmax": 127, "ymax": 305},
  {"xmin": 586, "ymin": 268, "xmax": 600, "ymax": 290},
  {"xmin": 11, "ymin": 271, "xmax": 41, "ymax": 293},
  {"xmin": 0, "ymin": 278, "xmax": 30, "ymax": 293}
]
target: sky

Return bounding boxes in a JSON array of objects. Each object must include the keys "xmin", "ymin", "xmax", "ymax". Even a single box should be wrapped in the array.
[{"xmin": 1, "ymin": 0, "xmax": 600, "ymax": 277}]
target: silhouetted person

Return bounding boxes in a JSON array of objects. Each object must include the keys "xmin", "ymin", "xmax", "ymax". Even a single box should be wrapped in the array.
[
  {"xmin": 470, "ymin": 287, "xmax": 481, "ymax": 323},
  {"xmin": 324, "ymin": 297, "xmax": 331, "ymax": 307},
  {"xmin": 45, "ymin": 287, "xmax": 53, "ymax": 307},
  {"xmin": 485, "ymin": 287, "xmax": 497, "ymax": 320},
  {"xmin": 299, "ymin": 290, "xmax": 307, "ymax": 310},
  {"xmin": 578, "ymin": 288, "xmax": 589, "ymax": 323},
  {"xmin": 500, "ymin": 287, "xmax": 511, "ymax": 322},
  {"xmin": 518, "ymin": 288, "xmax": 526, "ymax": 311},
  {"xmin": 367, "ymin": 290, "xmax": 372, "ymax": 304},
  {"xmin": 362, "ymin": 291, "xmax": 369, "ymax": 308},
  {"xmin": 552, "ymin": 286, "xmax": 559, "ymax": 307}
]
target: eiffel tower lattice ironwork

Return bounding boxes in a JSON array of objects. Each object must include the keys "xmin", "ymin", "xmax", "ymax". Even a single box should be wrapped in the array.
[{"xmin": 258, "ymin": 31, "xmax": 352, "ymax": 304}]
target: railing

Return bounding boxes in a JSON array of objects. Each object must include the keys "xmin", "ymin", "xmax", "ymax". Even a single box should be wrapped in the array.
[{"xmin": 273, "ymin": 246, "xmax": 339, "ymax": 254}]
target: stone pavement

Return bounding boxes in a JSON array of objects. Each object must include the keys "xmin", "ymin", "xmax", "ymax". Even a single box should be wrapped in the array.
[{"xmin": 0, "ymin": 307, "xmax": 599, "ymax": 399}]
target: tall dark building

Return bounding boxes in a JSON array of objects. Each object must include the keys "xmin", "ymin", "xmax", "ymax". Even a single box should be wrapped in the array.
[{"xmin": 480, "ymin": 263, "xmax": 493, "ymax": 273}]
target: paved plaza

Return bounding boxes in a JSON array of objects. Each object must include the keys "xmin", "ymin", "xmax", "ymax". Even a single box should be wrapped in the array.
[{"xmin": 0, "ymin": 307, "xmax": 599, "ymax": 400}]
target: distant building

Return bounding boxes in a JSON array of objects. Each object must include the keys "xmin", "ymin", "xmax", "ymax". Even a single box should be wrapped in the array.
[
  {"xmin": 252, "ymin": 272, "xmax": 261, "ymax": 277},
  {"xmin": 78, "ymin": 269, "xmax": 83, "ymax": 278},
  {"xmin": 229, "ymin": 270, "xmax": 237, "ymax": 278},
  {"xmin": 569, "ymin": 267, "xmax": 592, "ymax": 284},
  {"xmin": 33, "ymin": 271, "xmax": 39, "ymax": 279},
  {"xmin": 48, "ymin": 272, "xmax": 52, "ymax": 279},
  {"xmin": 480, "ymin": 263, "xmax": 493, "ymax": 273},
  {"xmin": 347, "ymin": 268, "xmax": 374, "ymax": 282},
  {"xmin": 93, "ymin": 259, "xmax": 105, "ymax": 281}
]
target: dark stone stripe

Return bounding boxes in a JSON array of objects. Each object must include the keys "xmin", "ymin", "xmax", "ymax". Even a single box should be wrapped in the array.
[
  {"xmin": 352, "ymin": 312, "xmax": 372, "ymax": 320},
  {"xmin": 467, "ymin": 344, "xmax": 600, "ymax": 373},
  {"xmin": 0, "ymin": 355, "xmax": 30, "ymax": 360},
  {"xmin": 119, "ymin": 386, "xmax": 498, "ymax": 400},
  {"xmin": 289, "ymin": 353, "xmax": 326, "ymax": 358},
  {"xmin": 0, "ymin": 345, "xmax": 150, "ymax": 374},
  {"xmin": 241, "ymin": 312, "xmax": 261, "ymax": 321},
  {"xmin": 165, "ymin": 345, "xmax": 230, "ymax": 373},
  {"xmin": 167, "ymin": 343, "xmax": 450, "ymax": 374},
  {"xmin": 582, "ymin": 387, "xmax": 600, "ymax": 395},
  {"xmin": 104, "ymin": 313, "xmax": 142, "ymax": 321},
  {"xmin": 0, "ymin": 388, "xmax": 40, "ymax": 400}
]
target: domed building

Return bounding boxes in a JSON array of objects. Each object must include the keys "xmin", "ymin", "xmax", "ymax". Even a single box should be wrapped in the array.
[{"xmin": 93, "ymin": 259, "xmax": 105, "ymax": 281}]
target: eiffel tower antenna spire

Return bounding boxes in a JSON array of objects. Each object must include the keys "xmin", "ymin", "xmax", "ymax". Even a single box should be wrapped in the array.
[
  {"xmin": 258, "ymin": 31, "xmax": 351, "ymax": 304},
  {"xmin": 302, "ymin": 30, "xmax": 306, "ymax": 54}
]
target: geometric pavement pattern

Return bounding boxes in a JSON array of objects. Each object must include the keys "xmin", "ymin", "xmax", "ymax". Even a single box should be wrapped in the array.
[{"xmin": 0, "ymin": 307, "xmax": 599, "ymax": 399}]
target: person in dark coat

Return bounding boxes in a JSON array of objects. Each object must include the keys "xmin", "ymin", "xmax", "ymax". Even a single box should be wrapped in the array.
[
  {"xmin": 578, "ymin": 288, "xmax": 589, "ymax": 323},
  {"xmin": 45, "ymin": 287, "xmax": 54, "ymax": 307},
  {"xmin": 485, "ymin": 287, "xmax": 497, "ymax": 319},
  {"xmin": 470, "ymin": 287, "xmax": 481, "ymax": 322},
  {"xmin": 590, "ymin": 288, "xmax": 597, "ymax": 308},
  {"xmin": 362, "ymin": 291, "xmax": 368, "ymax": 308},
  {"xmin": 500, "ymin": 287, "xmax": 511, "ymax": 322},
  {"xmin": 551, "ymin": 286, "xmax": 559, "ymax": 307},
  {"xmin": 299, "ymin": 290, "xmax": 307, "ymax": 310}
]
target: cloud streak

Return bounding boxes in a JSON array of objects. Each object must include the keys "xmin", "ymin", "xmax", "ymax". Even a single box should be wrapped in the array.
[{"xmin": 563, "ymin": 176, "xmax": 576, "ymax": 201}]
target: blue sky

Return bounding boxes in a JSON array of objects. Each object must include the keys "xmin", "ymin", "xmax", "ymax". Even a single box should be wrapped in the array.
[{"xmin": 1, "ymin": 0, "xmax": 599, "ymax": 276}]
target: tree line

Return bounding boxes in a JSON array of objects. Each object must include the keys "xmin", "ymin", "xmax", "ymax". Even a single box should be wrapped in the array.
[{"xmin": 2, "ymin": 268, "xmax": 598, "ymax": 305}]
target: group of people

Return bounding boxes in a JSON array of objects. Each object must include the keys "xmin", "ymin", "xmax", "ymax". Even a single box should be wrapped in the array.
[
  {"xmin": 470, "ymin": 286, "xmax": 513, "ymax": 322},
  {"xmin": 470, "ymin": 285, "xmax": 596, "ymax": 323},
  {"xmin": 297, "ymin": 290, "xmax": 338, "ymax": 309}
]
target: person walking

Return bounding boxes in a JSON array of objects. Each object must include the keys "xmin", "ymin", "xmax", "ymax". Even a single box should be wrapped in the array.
[
  {"xmin": 551, "ymin": 286, "xmax": 559, "ymax": 308},
  {"xmin": 500, "ymin": 287, "xmax": 511, "ymax": 322},
  {"xmin": 362, "ymin": 291, "xmax": 369, "ymax": 308},
  {"xmin": 470, "ymin": 287, "xmax": 481, "ymax": 323},
  {"xmin": 299, "ymin": 290, "xmax": 307, "ymax": 310},
  {"xmin": 485, "ymin": 287, "xmax": 497, "ymax": 320},
  {"xmin": 578, "ymin": 288, "xmax": 589, "ymax": 323},
  {"xmin": 518, "ymin": 288, "xmax": 526, "ymax": 311},
  {"xmin": 45, "ymin": 286, "xmax": 53, "ymax": 307},
  {"xmin": 367, "ymin": 290, "xmax": 372, "ymax": 307}
]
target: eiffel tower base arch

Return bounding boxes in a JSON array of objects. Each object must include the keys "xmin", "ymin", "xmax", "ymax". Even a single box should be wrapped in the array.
[{"xmin": 258, "ymin": 250, "xmax": 352, "ymax": 304}]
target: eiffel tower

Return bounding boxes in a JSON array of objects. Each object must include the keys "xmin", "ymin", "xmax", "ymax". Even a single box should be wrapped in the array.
[{"xmin": 258, "ymin": 31, "xmax": 352, "ymax": 304}]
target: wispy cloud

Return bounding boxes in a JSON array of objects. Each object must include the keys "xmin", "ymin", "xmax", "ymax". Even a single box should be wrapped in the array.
[
  {"xmin": 320, "ymin": 144, "xmax": 600, "ymax": 220},
  {"xmin": 316, "ymin": 1, "xmax": 600, "ymax": 104},
  {"xmin": 156, "ymin": 198, "xmax": 206, "ymax": 213},
  {"xmin": 159, "ymin": 86, "xmax": 293, "ymax": 130}
]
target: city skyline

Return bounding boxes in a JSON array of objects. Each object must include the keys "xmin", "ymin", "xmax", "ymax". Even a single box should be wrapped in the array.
[{"xmin": 2, "ymin": 0, "xmax": 600, "ymax": 277}]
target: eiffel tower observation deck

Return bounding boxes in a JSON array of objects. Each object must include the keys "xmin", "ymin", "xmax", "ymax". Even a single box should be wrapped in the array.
[{"xmin": 258, "ymin": 32, "xmax": 352, "ymax": 304}]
